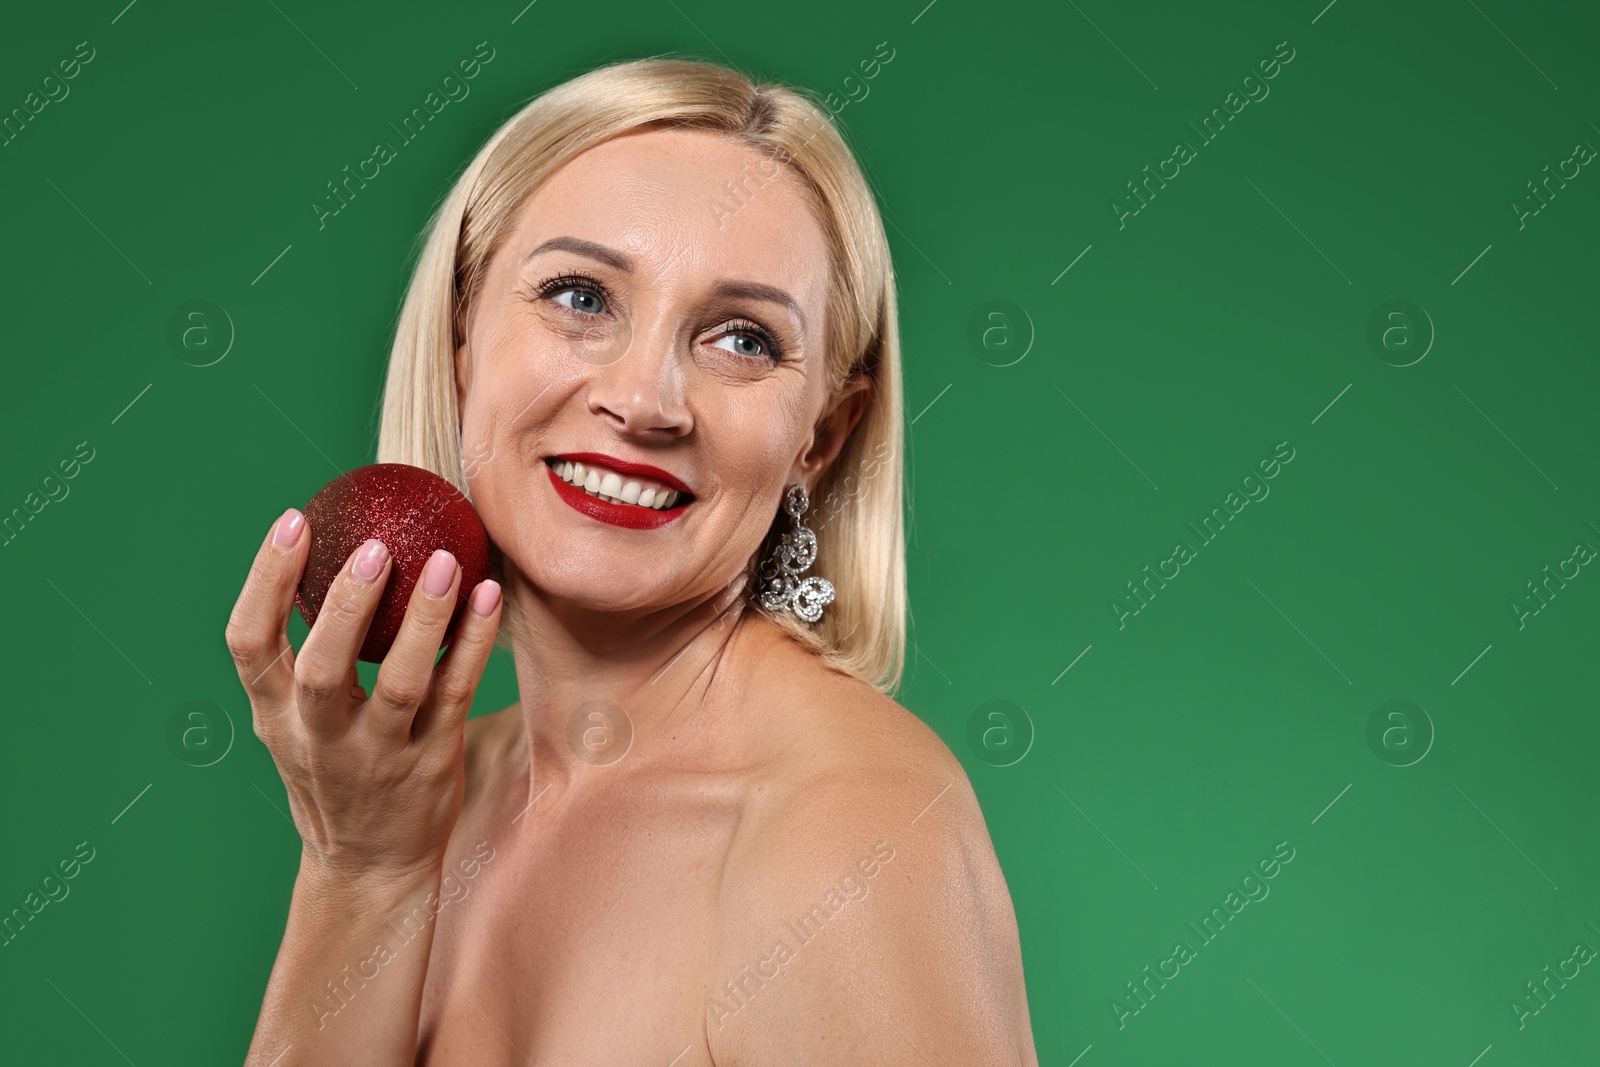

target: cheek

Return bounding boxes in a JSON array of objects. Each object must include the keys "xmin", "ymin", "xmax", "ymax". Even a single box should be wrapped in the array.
[
  {"xmin": 458, "ymin": 395, "xmax": 506, "ymax": 488},
  {"xmin": 458, "ymin": 403, "xmax": 499, "ymax": 480},
  {"xmin": 707, "ymin": 396, "xmax": 803, "ymax": 492},
  {"xmin": 458, "ymin": 372, "xmax": 546, "ymax": 512}
]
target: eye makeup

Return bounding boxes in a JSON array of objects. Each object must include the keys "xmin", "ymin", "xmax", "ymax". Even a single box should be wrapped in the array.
[{"xmin": 530, "ymin": 270, "xmax": 788, "ymax": 363}]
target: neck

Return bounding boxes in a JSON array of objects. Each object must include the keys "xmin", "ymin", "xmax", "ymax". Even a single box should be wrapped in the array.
[{"xmin": 498, "ymin": 562, "xmax": 764, "ymax": 808}]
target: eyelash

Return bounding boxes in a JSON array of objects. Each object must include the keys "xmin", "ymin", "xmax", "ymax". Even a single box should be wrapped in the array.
[{"xmin": 533, "ymin": 271, "xmax": 786, "ymax": 362}]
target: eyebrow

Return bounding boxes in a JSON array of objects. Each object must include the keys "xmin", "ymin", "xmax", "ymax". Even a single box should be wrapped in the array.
[{"xmin": 523, "ymin": 236, "xmax": 807, "ymax": 335}]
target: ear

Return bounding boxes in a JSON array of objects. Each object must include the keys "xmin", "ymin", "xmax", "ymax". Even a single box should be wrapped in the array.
[{"xmin": 791, "ymin": 373, "xmax": 872, "ymax": 490}]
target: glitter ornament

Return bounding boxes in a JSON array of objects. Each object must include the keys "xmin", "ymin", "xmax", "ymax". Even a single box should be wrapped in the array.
[{"xmin": 295, "ymin": 463, "xmax": 492, "ymax": 663}]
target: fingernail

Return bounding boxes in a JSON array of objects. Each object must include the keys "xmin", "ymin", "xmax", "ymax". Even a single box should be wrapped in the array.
[
  {"xmin": 273, "ymin": 508, "xmax": 304, "ymax": 547},
  {"xmin": 422, "ymin": 549, "xmax": 457, "ymax": 597},
  {"xmin": 470, "ymin": 580, "xmax": 502, "ymax": 617},
  {"xmin": 352, "ymin": 539, "xmax": 389, "ymax": 582}
]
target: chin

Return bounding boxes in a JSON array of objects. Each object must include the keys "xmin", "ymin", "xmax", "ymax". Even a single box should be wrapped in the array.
[{"xmin": 509, "ymin": 546, "xmax": 677, "ymax": 614}]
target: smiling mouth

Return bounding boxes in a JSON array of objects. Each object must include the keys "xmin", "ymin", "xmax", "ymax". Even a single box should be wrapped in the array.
[{"xmin": 543, "ymin": 457, "xmax": 695, "ymax": 511}]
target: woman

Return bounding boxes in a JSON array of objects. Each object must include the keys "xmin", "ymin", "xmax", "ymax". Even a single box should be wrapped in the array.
[{"xmin": 230, "ymin": 56, "xmax": 1037, "ymax": 1065}]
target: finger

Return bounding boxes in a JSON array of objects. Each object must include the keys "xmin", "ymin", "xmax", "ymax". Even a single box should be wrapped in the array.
[
  {"xmin": 294, "ymin": 538, "xmax": 392, "ymax": 729},
  {"xmin": 225, "ymin": 508, "xmax": 310, "ymax": 709},
  {"xmin": 364, "ymin": 549, "xmax": 464, "ymax": 741},
  {"xmin": 415, "ymin": 578, "xmax": 503, "ymax": 746}
]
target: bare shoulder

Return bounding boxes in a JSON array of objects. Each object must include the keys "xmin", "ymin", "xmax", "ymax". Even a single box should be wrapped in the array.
[
  {"xmin": 709, "ymin": 647, "xmax": 1037, "ymax": 1066},
  {"xmin": 787, "ymin": 683, "xmax": 976, "ymax": 839},
  {"xmin": 736, "ymin": 641, "xmax": 979, "ymax": 851}
]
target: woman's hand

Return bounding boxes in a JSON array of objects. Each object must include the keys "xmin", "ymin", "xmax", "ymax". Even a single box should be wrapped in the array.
[{"xmin": 226, "ymin": 507, "xmax": 503, "ymax": 888}]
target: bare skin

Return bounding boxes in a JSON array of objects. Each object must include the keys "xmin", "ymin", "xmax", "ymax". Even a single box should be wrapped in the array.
[
  {"xmin": 236, "ymin": 126, "xmax": 1037, "ymax": 1066},
  {"xmin": 414, "ymin": 607, "xmax": 1035, "ymax": 1065}
]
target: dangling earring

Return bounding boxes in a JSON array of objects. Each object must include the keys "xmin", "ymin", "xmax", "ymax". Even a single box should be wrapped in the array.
[{"xmin": 757, "ymin": 484, "xmax": 835, "ymax": 624}]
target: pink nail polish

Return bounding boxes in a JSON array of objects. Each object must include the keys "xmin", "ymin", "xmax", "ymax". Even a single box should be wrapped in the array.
[
  {"xmin": 470, "ymin": 580, "xmax": 502, "ymax": 616},
  {"xmin": 273, "ymin": 508, "xmax": 304, "ymax": 547},
  {"xmin": 352, "ymin": 539, "xmax": 389, "ymax": 582},
  {"xmin": 422, "ymin": 549, "xmax": 457, "ymax": 597}
]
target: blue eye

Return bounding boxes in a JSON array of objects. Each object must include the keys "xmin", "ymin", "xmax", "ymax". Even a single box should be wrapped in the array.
[
  {"xmin": 556, "ymin": 289, "xmax": 603, "ymax": 313},
  {"xmin": 536, "ymin": 273, "xmax": 607, "ymax": 315},
  {"xmin": 711, "ymin": 319, "xmax": 784, "ymax": 362},
  {"xmin": 711, "ymin": 332, "xmax": 768, "ymax": 360}
]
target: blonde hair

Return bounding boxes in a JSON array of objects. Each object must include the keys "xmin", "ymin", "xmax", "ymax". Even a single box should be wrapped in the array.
[{"xmin": 375, "ymin": 56, "xmax": 905, "ymax": 693}]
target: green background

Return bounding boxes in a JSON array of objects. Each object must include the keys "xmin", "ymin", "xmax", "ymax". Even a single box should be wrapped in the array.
[{"xmin": 2, "ymin": 0, "xmax": 1597, "ymax": 1062}]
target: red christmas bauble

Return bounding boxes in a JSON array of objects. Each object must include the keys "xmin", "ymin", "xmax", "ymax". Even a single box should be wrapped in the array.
[{"xmin": 295, "ymin": 463, "xmax": 492, "ymax": 663}]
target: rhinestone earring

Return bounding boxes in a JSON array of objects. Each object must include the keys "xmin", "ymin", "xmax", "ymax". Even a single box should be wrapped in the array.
[{"xmin": 757, "ymin": 484, "xmax": 835, "ymax": 624}]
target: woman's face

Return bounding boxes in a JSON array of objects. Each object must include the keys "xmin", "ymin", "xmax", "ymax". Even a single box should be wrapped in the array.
[{"xmin": 455, "ymin": 127, "xmax": 864, "ymax": 616}]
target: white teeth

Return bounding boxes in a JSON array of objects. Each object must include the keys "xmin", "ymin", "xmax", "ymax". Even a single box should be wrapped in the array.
[{"xmin": 550, "ymin": 459, "xmax": 686, "ymax": 510}]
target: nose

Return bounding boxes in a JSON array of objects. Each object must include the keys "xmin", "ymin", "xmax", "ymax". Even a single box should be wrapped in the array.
[{"xmin": 584, "ymin": 318, "xmax": 693, "ymax": 439}]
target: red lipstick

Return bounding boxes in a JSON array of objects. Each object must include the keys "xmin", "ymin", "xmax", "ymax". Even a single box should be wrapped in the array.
[{"xmin": 544, "ymin": 462, "xmax": 690, "ymax": 529}]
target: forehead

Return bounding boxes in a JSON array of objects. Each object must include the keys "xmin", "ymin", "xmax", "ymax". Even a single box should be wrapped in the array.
[{"xmin": 506, "ymin": 127, "xmax": 831, "ymax": 307}]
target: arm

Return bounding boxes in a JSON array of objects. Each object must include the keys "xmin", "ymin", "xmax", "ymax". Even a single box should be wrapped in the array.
[
  {"xmin": 245, "ymin": 862, "xmax": 443, "ymax": 1065},
  {"xmin": 226, "ymin": 508, "xmax": 504, "ymax": 1066}
]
